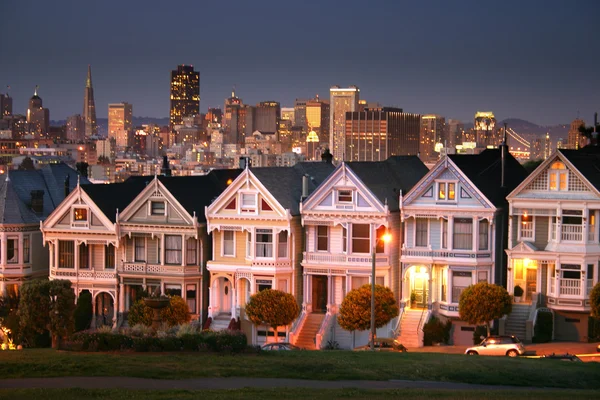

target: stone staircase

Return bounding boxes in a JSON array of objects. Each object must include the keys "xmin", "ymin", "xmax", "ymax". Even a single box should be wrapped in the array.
[
  {"xmin": 396, "ymin": 309, "xmax": 425, "ymax": 348},
  {"xmin": 210, "ymin": 313, "xmax": 232, "ymax": 331},
  {"xmin": 294, "ymin": 313, "xmax": 325, "ymax": 350},
  {"xmin": 504, "ymin": 303, "xmax": 529, "ymax": 340}
]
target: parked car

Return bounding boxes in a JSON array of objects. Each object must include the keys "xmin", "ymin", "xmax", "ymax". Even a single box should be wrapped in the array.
[
  {"xmin": 541, "ymin": 353, "xmax": 582, "ymax": 362},
  {"xmin": 465, "ymin": 335, "xmax": 525, "ymax": 357},
  {"xmin": 261, "ymin": 342, "xmax": 303, "ymax": 351},
  {"xmin": 353, "ymin": 338, "xmax": 408, "ymax": 352}
]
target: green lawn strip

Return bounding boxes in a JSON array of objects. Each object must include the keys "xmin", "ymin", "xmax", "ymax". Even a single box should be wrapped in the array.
[
  {"xmin": 1, "ymin": 349, "xmax": 599, "ymax": 389},
  {"xmin": 0, "ymin": 388, "xmax": 593, "ymax": 400}
]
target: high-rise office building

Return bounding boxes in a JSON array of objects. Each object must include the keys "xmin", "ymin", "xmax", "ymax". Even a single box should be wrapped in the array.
[
  {"xmin": 293, "ymin": 99, "xmax": 308, "ymax": 131},
  {"xmin": 206, "ymin": 108, "xmax": 222, "ymax": 124},
  {"xmin": 544, "ymin": 132, "xmax": 552, "ymax": 159},
  {"xmin": 474, "ymin": 111, "xmax": 496, "ymax": 148},
  {"xmin": 0, "ymin": 92, "xmax": 12, "ymax": 117},
  {"xmin": 446, "ymin": 119, "xmax": 464, "ymax": 148},
  {"xmin": 567, "ymin": 118, "xmax": 585, "ymax": 149},
  {"xmin": 420, "ymin": 114, "xmax": 445, "ymax": 162},
  {"xmin": 345, "ymin": 107, "xmax": 420, "ymax": 161},
  {"xmin": 330, "ymin": 85, "xmax": 359, "ymax": 161},
  {"xmin": 108, "ymin": 102, "xmax": 133, "ymax": 148},
  {"xmin": 224, "ymin": 89, "xmax": 243, "ymax": 145},
  {"xmin": 254, "ymin": 101, "xmax": 280, "ymax": 133},
  {"xmin": 306, "ymin": 96, "xmax": 330, "ymax": 146},
  {"xmin": 83, "ymin": 65, "xmax": 97, "ymax": 137},
  {"xmin": 27, "ymin": 86, "xmax": 49, "ymax": 135},
  {"xmin": 170, "ymin": 65, "xmax": 200, "ymax": 131},
  {"xmin": 66, "ymin": 114, "xmax": 85, "ymax": 142},
  {"xmin": 281, "ymin": 107, "xmax": 295, "ymax": 124}
]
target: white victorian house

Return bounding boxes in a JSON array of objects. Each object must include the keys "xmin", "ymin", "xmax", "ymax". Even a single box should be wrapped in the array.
[
  {"xmin": 506, "ymin": 147, "xmax": 600, "ymax": 341},
  {"xmin": 294, "ymin": 157, "xmax": 428, "ymax": 349},
  {"xmin": 400, "ymin": 149, "xmax": 527, "ymax": 346},
  {"xmin": 205, "ymin": 162, "xmax": 334, "ymax": 344}
]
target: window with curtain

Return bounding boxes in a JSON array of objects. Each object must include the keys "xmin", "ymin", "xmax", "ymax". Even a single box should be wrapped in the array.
[
  {"xmin": 478, "ymin": 220, "xmax": 489, "ymax": 250},
  {"xmin": 246, "ymin": 231, "xmax": 252, "ymax": 258},
  {"xmin": 453, "ymin": 218, "xmax": 473, "ymax": 250},
  {"xmin": 278, "ymin": 231, "xmax": 288, "ymax": 258},
  {"xmin": 165, "ymin": 235, "xmax": 182, "ymax": 264},
  {"xmin": 375, "ymin": 226, "xmax": 386, "ymax": 253},
  {"xmin": 442, "ymin": 218, "xmax": 448, "ymax": 249},
  {"xmin": 79, "ymin": 243, "xmax": 89, "ymax": 269},
  {"xmin": 23, "ymin": 235, "xmax": 30, "ymax": 263},
  {"xmin": 7, "ymin": 237, "xmax": 18, "ymax": 263},
  {"xmin": 452, "ymin": 271, "xmax": 472, "ymax": 302},
  {"xmin": 317, "ymin": 226, "xmax": 329, "ymax": 251},
  {"xmin": 186, "ymin": 238, "xmax": 197, "ymax": 265},
  {"xmin": 105, "ymin": 244, "xmax": 115, "ymax": 269},
  {"xmin": 342, "ymin": 226, "xmax": 347, "ymax": 253},
  {"xmin": 59, "ymin": 240, "xmax": 74, "ymax": 268},
  {"xmin": 223, "ymin": 231, "xmax": 234, "ymax": 256},
  {"xmin": 352, "ymin": 224, "xmax": 370, "ymax": 253},
  {"xmin": 415, "ymin": 218, "xmax": 428, "ymax": 247},
  {"xmin": 255, "ymin": 229, "xmax": 273, "ymax": 257},
  {"xmin": 135, "ymin": 237, "xmax": 145, "ymax": 262},
  {"xmin": 186, "ymin": 284, "xmax": 197, "ymax": 313}
]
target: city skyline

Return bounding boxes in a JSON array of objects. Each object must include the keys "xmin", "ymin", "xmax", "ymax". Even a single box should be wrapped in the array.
[{"xmin": 1, "ymin": 0, "xmax": 599, "ymax": 125}]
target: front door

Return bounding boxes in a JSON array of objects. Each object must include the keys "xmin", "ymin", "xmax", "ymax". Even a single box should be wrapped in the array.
[
  {"xmin": 413, "ymin": 276, "xmax": 428, "ymax": 307},
  {"xmin": 312, "ymin": 275, "xmax": 328, "ymax": 313},
  {"xmin": 221, "ymin": 279, "xmax": 231, "ymax": 314},
  {"xmin": 526, "ymin": 269, "xmax": 537, "ymax": 301}
]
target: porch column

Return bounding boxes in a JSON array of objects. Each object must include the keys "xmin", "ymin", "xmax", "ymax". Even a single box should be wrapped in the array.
[
  {"xmin": 231, "ymin": 280, "xmax": 237, "ymax": 316},
  {"xmin": 49, "ymin": 243, "xmax": 54, "ymax": 269},
  {"xmin": 118, "ymin": 283, "xmax": 125, "ymax": 313},
  {"xmin": 207, "ymin": 285, "xmax": 213, "ymax": 318},
  {"xmin": 113, "ymin": 293, "xmax": 118, "ymax": 327},
  {"xmin": 507, "ymin": 213, "xmax": 513, "ymax": 248},
  {"xmin": 160, "ymin": 281, "xmax": 165, "ymax": 296},
  {"xmin": 472, "ymin": 219, "xmax": 478, "ymax": 251},
  {"xmin": 91, "ymin": 294, "xmax": 96, "ymax": 328},
  {"xmin": 428, "ymin": 265, "xmax": 433, "ymax": 308},
  {"xmin": 160, "ymin": 234, "xmax": 165, "ymax": 266},
  {"xmin": 74, "ymin": 241, "xmax": 80, "ymax": 271},
  {"xmin": 54, "ymin": 241, "xmax": 59, "ymax": 269},
  {"xmin": 0, "ymin": 281, "xmax": 6, "ymax": 297}
]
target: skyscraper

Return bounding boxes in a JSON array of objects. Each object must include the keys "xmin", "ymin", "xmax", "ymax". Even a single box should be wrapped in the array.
[
  {"xmin": 254, "ymin": 101, "xmax": 280, "ymax": 133},
  {"xmin": 108, "ymin": 102, "xmax": 133, "ymax": 148},
  {"xmin": 345, "ymin": 107, "xmax": 420, "ymax": 161},
  {"xmin": 27, "ymin": 86, "xmax": 49, "ymax": 135},
  {"xmin": 293, "ymin": 99, "xmax": 308, "ymax": 131},
  {"xmin": 419, "ymin": 114, "xmax": 445, "ymax": 162},
  {"xmin": 170, "ymin": 65, "xmax": 200, "ymax": 131},
  {"xmin": 66, "ymin": 114, "xmax": 85, "ymax": 142},
  {"xmin": 474, "ymin": 111, "xmax": 496, "ymax": 148},
  {"xmin": 83, "ymin": 65, "xmax": 97, "ymax": 137},
  {"xmin": 567, "ymin": 118, "xmax": 585, "ymax": 149},
  {"xmin": 330, "ymin": 85, "xmax": 359, "ymax": 161},
  {"xmin": 306, "ymin": 96, "xmax": 330, "ymax": 146},
  {"xmin": 0, "ymin": 91, "xmax": 12, "ymax": 117}
]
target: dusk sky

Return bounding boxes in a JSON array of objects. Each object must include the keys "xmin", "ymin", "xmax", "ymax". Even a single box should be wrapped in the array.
[{"xmin": 1, "ymin": 0, "xmax": 598, "ymax": 125}]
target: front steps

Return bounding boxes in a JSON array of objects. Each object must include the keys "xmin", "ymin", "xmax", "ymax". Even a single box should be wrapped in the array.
[
  {"xmin": 209, "ymin": 313, "xmax": 232, "ymax": 331},
  {"xmin": 294, "ymin": 313, "xmax": 325, "ymax": 350},
  {"xmin": 504, "ymin": 303, "xmax": 529, "ymax": 340},
  {"xmin": 397, "ymin": 309, "xmax": 425, "ymax": 348}
]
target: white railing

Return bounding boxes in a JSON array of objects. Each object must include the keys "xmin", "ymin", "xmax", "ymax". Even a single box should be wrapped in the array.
[
  {"xmin": 561, "ymin": 224, "xmax": 583, "ymax": 241},
  {"xmin": 251, "ymin": 260, "xmax": 292, "ymax": 269},
  {"xmin": 51, "ymin": 268, "xmax": 116, "ymax": 280},
  {"xmin": 315, "ymin": 313, "xmax": 333, "ymax": 349},
  {"xmin": 120, "ymin": 262, "xmax": 199, "ymax": 275},
  {"xmin": 303, "ymin": 252, "xmax": 389, "ymax": 266},
  {"xmin": 558, "ymin": 278, "xmax": 581, "ymax": 296},
  {"xmin": 401, "ymin": 248, "xmax": 492, "ymax": 260},
  {"xmin": 289, "ymin": 309, "xmax": 307, "ymax": 345}
]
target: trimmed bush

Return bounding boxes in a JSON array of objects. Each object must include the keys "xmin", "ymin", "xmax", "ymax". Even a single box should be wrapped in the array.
[
  {"xmin": 128, "ymin": 300, "xmax": 153, "ymax": 327},
  {"xmin": 588, "ymin": 316, "xmax": 600, "ymax": 342},
  {"xmin": 74, "ymin": 291, "xmax": 93, "ymax": 332},
  {"xmin": 161, "ymin": 296, "xmax": 191, "ymax": 327},
  {"xmin": 71, "ymin": 331, "xmax": 133, "ymax": 351},
  {"xmin": 532, "ymin": 311, "xmax": 553, "ymax": 343},
  {"xmin": 423, "ymin": 315, "xmax": 452, "ymax": 346}
]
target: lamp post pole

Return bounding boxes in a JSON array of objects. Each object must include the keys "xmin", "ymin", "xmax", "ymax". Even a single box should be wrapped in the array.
[{"xmin": 370, "ymin": 244, "xmax": 376, "ymax": 351}]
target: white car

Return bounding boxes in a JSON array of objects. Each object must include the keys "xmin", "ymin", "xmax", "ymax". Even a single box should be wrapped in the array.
[{"xmin": 465, "ymin": 335, "xmax": 525, "ymax": 357}]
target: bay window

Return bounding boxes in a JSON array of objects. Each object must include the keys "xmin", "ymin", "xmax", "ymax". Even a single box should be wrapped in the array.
[
  {"xmin": 255, "ymin": 229, "xmax": 273, "ymax": 258},
  {"xmin": 7, "ymin": 237, "xmax": 18, "ymax": 264},
  {"xmin": 519, "ymin": 215, "xmax": 533, "ymax": 240},
  {"xmin": 375, "ymin": 226, "xmax": 386, "ymax": 253},
  {"xmin": 452, "ymin": 271, "xmax": 472, "ymax": 302},
  {"xmin": 186, "ymin": 238, "xmax": 197, "ymax": 265},
  {"xmin": 59, "ymin": 240, "xmax": 74, "ymax": 268},
  {"xmin": 79, "ymin": 243, "xmax": 89, "ymax": 269},
  {"xmin": 105, "ymin": 244, "xmax": 115, "ymax": 269},
  {"xmin": 165, "ymin": 235, "xmax": 182, "ymax": 264},
  {"xmin": 135, "ymin": 237, "xmax": 145, "ymax": 262},
  {"xmin": 23, "ymin": 235, "xmax": 30, "ymax": 263},
  {"xmin": 278, "ymin": 231, "xmax": 288, "ymax": 258},
  {"xmin": 453, "ymin": 218, "xmax": 473, "ymax": 250}
]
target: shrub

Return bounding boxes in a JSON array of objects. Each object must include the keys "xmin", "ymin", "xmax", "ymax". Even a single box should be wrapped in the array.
[
  {"xmin": 71, "ymin": 331, "xmax": 133, "ymax": 351},
  {"xmin": 514, "ymin": 285, "xmax": 524, "ymax": 297},
  {"xmin": 590, "ymin": 282, "xmax": 600, "ymax": 318},
  {"xmin": 128, "ymin": 300, "xmax": 153, "ymax": 327},
  {"xmin": 129, "ymin": 323, "xmax": 153, "ymax": 337},
  {"xmin": 338, "ymin": 284, "xmax": 399, "ymax": 332},
  {"xmin": 74, "ymin": 291, "xmax": 93, "ymax": 332},
  {"xmin": 423, "ymin": 315, "xmax": 452, "ymax": 346},
  {"xmin": 176, "ymin": 322, "xmax": 199, "ymax": 337},
  {"xmin": 588, "ymin": 316, "xmax": 600, "ymax": 342},
  {"xmin": 161, "ymin": 296, "xmax": 191, "ymax": 327},
  {"xmin": 532, "ymin": 311, "xmax": 553, "ymax": 343}
]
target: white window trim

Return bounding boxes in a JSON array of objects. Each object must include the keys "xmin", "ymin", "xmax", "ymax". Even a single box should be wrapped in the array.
[
  {"xmin": 518, "ymin": 215, "xmax": 535, "ymax": 242},
  {"xmin": 6, "ymin": 236, "xmax": 19, "ymax": 264},
  {"xmin": 316, "ymin": 225, "xmax": 329, "ymax": 252},
  {"xmin": 255, "ymin": 228, "xmax": 274, "ymax": 259},
  {"xmin": 149, "ymin": 199, "xmax": 167, "ymax": 216},
  {"xmin": 239, "ymin": 191, "xmax": 258, "ymax": 215},
  {"xmin": 478, "ymin": 219, "xmax": 490, "ymax": 251},
  {"xmin": 336, "ymin": 188, "xmax": 354, "ymax": 204},
  {"xmin": 277, "ymin": 230, "xmax": 289, "ymax": 259},
  {"xmin": 414, "ymin": 218, "xmax": 429, "ymax": 248},
  {"xmin": 548, "ymin": 170, "xmax": 568, "ymax": 191},
  {"xmin": 436, "ymin": 181, "xmax": 458, "ymax": 202},
  {"xmin": 71, "ymin": 205, "xmax": 90, "ymax": 228},
  {"xmin": 441, "ymin": 217, "xmax": 448, "ymax": 249},
  {"xmin": 350, "ymin": 223, "xmax": 372, "ymax": 254},
  {"xmin": 222, "ymin": 230, "xmax": 236, "ymax": 257}
]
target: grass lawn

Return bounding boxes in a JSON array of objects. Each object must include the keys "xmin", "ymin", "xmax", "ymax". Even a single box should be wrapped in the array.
[
  {"xmin": 1, "ymin": 349, "xmax": 599, "ymax": 389},
  {"xmin": 0, "ymin": 388, "xmax": 596, "ymax": 400}
]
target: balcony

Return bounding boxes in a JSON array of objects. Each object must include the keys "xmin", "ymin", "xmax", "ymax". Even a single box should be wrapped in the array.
[
  {"xmin": 401, "ymin": 247, "xmax": 492, "ymax": 261},
  {"xmin": 302, "ymin": 252, "xmax": 389, "ymax": 267},
  {"xmin": 119, "ymin": 262, "xmax": 200, "ymax": 276},
  {"xmin": 551, "ymin": 223, "xmax": 583, "ymax": 242},
  {"xmin": 549, "ymin": 277, "xmax": 586, "ymax": 297},
  {"xmin": 50, "ymin": 268, "xmax": 117, "ymax": 281}
]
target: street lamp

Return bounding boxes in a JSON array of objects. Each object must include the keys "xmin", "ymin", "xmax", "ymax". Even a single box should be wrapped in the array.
[{"xmin": 371, "ymin": 230, "xmax": 392, "ymax": 351}]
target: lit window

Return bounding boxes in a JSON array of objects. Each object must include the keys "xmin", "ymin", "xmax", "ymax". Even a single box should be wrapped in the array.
[
  {"xmin": 520, "ymin": 215, "xmax": 534, "ymax": 240},
  {"xmin": 549, "ymin": 161, "xmax": 567, "ymax": 191},
  {"xmin": 437, "ymin": 182, "xmax": 457, "ymax": 201},
  {"xmin": 74, "ymin": 208, "xmax": 88, "ymax": 221}
]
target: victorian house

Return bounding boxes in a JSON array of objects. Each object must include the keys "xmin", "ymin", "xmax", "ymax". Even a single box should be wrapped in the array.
[
  {"xmin": 293, "ymin": 157, "xmax": 428, "ymax": 349},
  {"xmin": 399, "ymin": 149, "xmax": 527, "ymax": 346},
  {"xmin": 505, "ymin": 147, "xmax": 600, "ymax": 341},
  {"xmin": 41, "ymin": 168, "xmax": 240, "ymax": 327},
  {"xmin": 0, "ymin": 164, "xmax": 84, "ymax": 298},
  {"xmin": 205, "ymin": 162, "xmax": 334, "ymax": 344}
]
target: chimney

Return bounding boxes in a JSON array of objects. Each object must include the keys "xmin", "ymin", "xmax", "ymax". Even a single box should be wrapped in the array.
[
  {"xmin": 301, "ymin": 174, "xmax": 309, "ymax": 199},
  {"xmin": 500, "ymin": 123, "xmax": 508, "ymax": 189},
  {"xmin": 64, "ymin": 174, "xmax": 70, "ymax": 198},
  {"xmin": 161, "ymin": 155, "xmax": 171, "ymax": 176},
  {"xmin": 30, "ymin": 190, "xmax": 44, "ymax": 214}
]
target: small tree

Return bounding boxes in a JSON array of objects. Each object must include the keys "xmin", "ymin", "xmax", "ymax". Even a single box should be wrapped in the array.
[
  {"xmin": 590, "ymin": 282, "xmax": 600, "ymax": 318},
  {"xmin": 18, "ymin": 280, "xmax": 51, "ymax": 344},
  {"xmin": 48, "ymin": 280, "xmax": 76, "ymax": 348},
  {"xmin": 161, "ymin": 296, "xmax": 191, "ymax": 327},
  {"xmin": 245, "ymin": 289, "xmax": 299, "ymax": 342},
  {"xmin": 74, "ymin": 291, "xmax": 93, "ymax": 332},
  {"xmin": 338, "ymin": 284, "xmax": 399, "ymax": 332},
  {"xmin": 459, "ymin": 282, "xmax": 512, "ymax": 336},
  {"xmin": 128, "ymin": 299, "xmax": 153, "ymax": 327}
]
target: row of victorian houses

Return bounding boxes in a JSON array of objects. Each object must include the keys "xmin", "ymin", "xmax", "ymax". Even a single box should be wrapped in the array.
[{"xmin": 2, "ymin": 146, "xmax": 600, "ymax": 347}]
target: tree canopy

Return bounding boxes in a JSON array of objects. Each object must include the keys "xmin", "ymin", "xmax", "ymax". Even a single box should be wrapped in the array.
[
  {"xmin": 338, "ymin": 284, "xmax": 399, "ymax": 332},
  {"xmin": 459, "ymin": 282, "xmax": 512, "ymax": 336},
  {"xmin": 245, "ymin": 289, "xmax": 299, "ymax": 341},
  {"xmin": 590, "ymin": 282, "xmax": 600, "ymax": 318}
]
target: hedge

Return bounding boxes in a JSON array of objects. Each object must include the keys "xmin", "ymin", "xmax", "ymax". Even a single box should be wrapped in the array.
[{"xmin": 69, "ymin": 330, "xmax": 248, "ymax": 353}]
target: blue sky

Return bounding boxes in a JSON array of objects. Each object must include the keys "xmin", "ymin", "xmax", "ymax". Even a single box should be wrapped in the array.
[{"xmin": 1, "ymin": 0, "xmax": 598, "ymax": 125}]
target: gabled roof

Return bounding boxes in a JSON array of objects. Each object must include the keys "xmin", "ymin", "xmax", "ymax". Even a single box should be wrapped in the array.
[
  {"xmin": 81, "ymin": 180, "xmax": 148, "ymax": 223},
  {"xmin": 250, "ymin": 162, "xmax": 335, "ymax": 215},
  {"xmin": 346, "ymin": 156, "xmax": 428, "ymax": 212},
  {"xmin": 558, "ymin": 147, "xmax": 600, "ymax": 192},
  {"xmin": 0, "ymin": 163, "xmax": 89, "ymax": 224},
  {"xmin": 448, "ymin": 149, "xmax": 527, "ymax": 207}
]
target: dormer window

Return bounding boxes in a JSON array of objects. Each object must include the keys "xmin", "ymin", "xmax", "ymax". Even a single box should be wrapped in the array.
[
  {"xmin": 337, "ymin": 190, "xmax": 353, "ymax": 203},
  {"xmin": 241, "ymin": 193, "xmax": 257, "ymax": 213},
  {"xmin": 74, "ymin": 208, "xmax": 88, "ymax": 221},
  {"xmin": 438, "ymin": 182, "xmax": 456, "ymax": 201},
  {"xmin": 549, "ymin": 161, "xmax": 567, "ymax": 191},
  {"xmin": 151, "ymin": 201, "xmax": 165, "ymax": 215}
]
